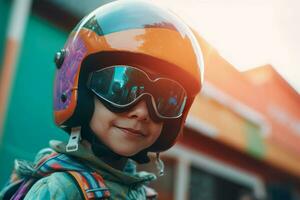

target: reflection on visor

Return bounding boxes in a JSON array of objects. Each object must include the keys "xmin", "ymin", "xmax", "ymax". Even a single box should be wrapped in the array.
[{"xmin": 88, "ymin": 65, "xmax": 187, "ymax": 119}]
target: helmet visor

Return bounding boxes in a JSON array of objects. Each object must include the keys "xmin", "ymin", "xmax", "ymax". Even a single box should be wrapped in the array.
[{"xmin": 87, "ymin": 65, "xmax": 187, "ymax": 119}]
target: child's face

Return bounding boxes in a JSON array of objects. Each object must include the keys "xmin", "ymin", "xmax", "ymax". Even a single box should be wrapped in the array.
[{"xmin": 89, "ymin": 97, "xmax": 163, "ymax": 156}]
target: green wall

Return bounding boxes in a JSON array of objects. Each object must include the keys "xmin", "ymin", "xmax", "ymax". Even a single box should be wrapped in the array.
[
  {"xmin": 0, "ymin": 0, "xmax": 11, "ymax": 66},
  {"xmin": 0, "ymin": 12, "xmax": 68, "ymax": 186}
]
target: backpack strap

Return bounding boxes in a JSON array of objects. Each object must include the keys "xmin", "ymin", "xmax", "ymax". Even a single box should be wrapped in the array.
[
  {"xmin": 9, "ymin": 153, "xmax": 110, "ymax": 200},
  {"xmin": 10, "ymin": 178, "xmax": 36, "ymax": 200},
  {"xmin": 36, "ymin": 153, "xmax": 110, "ymax": 200},
  {"xmin": 34, "ymin": 153, "xmax": 87, "ymax": 176},
  {"xmin": 66, "ymin": 171, "xmax": 110, "ymax": 200}
]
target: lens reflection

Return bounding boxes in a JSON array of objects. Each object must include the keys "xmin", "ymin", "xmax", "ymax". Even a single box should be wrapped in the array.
[{"xmin": 89, "ymin": 65, "xmax": 186, "ymax": 118}]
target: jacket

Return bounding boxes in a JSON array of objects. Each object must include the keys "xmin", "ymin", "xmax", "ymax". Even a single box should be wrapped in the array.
[{"xmin": 1, "ymin": 140, "xmax": 157, "ymax": 200}]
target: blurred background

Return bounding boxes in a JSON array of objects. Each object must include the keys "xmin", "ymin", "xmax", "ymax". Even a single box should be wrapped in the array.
[{"xmin": 0, "ymin": 0, "xmax": 300, "ymax": 200}]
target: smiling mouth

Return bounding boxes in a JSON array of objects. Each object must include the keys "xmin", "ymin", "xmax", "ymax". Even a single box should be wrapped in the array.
[{"xmin": 115, "ymin": 126, "xmax": 145, "ymax": 137}]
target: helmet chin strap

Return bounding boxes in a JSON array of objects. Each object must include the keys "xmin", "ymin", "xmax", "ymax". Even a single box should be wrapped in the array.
[
  {"xmin": 66, "ymin": 127, "xmax": 81, "ymax": 152},
  {"xmin": 155, "ymin": 153, "xmax": 164, "ymax": 177}
]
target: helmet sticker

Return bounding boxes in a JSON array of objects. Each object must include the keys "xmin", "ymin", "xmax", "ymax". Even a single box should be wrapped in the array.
[{"xmin": 54, "ymin": 37, "xmax": 87, "ymax": 110}]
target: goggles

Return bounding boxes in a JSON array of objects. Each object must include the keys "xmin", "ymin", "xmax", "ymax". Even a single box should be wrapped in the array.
[{"xmin": 87, "ymin": 65, "xmax": 187, "ymax": 119}]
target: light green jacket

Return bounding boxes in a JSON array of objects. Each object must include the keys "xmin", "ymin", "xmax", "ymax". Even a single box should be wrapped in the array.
[{"xmin": 1, "ymin": 140, "xmax": 157, "ymax": 200}]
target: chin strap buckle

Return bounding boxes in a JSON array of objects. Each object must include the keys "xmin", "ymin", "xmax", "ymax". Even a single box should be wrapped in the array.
[
  {"xmin": 155, "ymin": 153, "xmax": 164, "ymax": 177},
  {"xmin": 66, "ymin": 127, "xmax": 81, "ymax": 152}
]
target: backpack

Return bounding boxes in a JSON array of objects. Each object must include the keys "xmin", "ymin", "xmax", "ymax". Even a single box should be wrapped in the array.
[
  {"xmin": 1, "ymin": 152, "xmax": 157, "ymax": 200},
  {"xmin": 1, "ymin": 152, "xmax": 110, "ymax": 200}
]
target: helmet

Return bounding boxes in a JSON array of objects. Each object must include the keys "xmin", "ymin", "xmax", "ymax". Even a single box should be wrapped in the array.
[{"xmin": 53, "ymin": 0, "xmax": 204, "ymax": 152}]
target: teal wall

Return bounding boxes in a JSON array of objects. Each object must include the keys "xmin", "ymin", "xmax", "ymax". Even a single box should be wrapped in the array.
[
  {"xmin": 0, "ymin": 11, "xmax": 68, "ymax": 186},
  {"xmin": 0, "ymin": 0, "xmax": 11, "ymax": 65}
]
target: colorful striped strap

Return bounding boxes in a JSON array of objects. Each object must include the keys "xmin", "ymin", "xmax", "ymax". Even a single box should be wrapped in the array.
[
  {"xmin": 67, "ymin": 171, "xmax": 110, "ymax": 200},
  {"xmin": 34, "ymin": 153, "xmax": 87, "ymax": 176},
  {"xmin": 34, "ymin": 153, "xmax": 110, "ymax": 199}
]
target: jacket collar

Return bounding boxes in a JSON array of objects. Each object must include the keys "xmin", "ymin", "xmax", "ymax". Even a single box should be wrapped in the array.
[{"xmin": 49, "ymin": 140, "xmax": 156, "ymax": 185}]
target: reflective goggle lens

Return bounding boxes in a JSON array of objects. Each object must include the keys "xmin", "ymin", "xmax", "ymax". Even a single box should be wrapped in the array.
[{"xmin": 88, "ymin": 66, "xmax": 187, "ymax": 119}]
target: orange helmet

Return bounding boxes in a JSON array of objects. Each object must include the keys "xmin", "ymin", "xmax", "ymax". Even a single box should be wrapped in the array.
[{"xmin": 53, "ymin": 0, "xmax": 204, "ymax": 152}]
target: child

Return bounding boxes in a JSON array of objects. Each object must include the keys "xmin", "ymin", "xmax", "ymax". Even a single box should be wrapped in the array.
[{"xmin": 1, "ymin": 0, "xmax": 204, "ymax": 199}]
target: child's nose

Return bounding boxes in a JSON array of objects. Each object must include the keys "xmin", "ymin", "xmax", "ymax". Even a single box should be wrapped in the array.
[{"xmin": 127, "ymin": 100, "xmax": 150, "ymax": 121}]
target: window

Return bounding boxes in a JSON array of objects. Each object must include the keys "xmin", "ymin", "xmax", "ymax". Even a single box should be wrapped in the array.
[{"xmin": 189, "ymin": 166, "xmax": 253, "ymax": 200}]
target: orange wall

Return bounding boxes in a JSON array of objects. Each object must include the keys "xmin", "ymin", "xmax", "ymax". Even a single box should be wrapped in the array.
[{"xmin": 190, "ymin": 32, "xmax": 300, "ymax": 177}]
